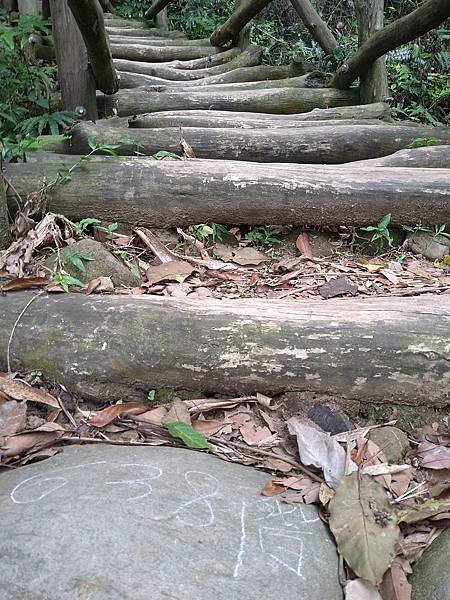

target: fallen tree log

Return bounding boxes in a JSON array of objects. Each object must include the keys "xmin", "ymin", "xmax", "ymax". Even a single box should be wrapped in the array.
[
  {"xmin": 109, "ymin": 36, "xmax": 212, "ymax": 46},
  {"xmin": 67, "ymin": 0, "xmax": 119, "ymax": 95},
  {"xmin": 1, "ymin": 292, "xmax": 448, "ymax": 404},
  {"xmin": 100, "ymin": 86, "xmax": 358, "ymax": 117},
  {"xmin": 118, "ymin": 61, "xmax": 310, "ymax": 89},
  {"xmin": 106, "ymin": 26, "xmax": 186, "ymax": 38},
  {"xmin": 103, "ymin": 18, "xmax": 151, "ymax": 28},
  {"xmin": 66, "ymin": 121, "xmax": 450, "ymax": 164},
  {"xmin": 113, "ymin": 46, "xmax": 262, "ymax": 80},
  {"xmin": 110, "ymin": 43, "xmax": 221, "ymax": 63},
  {"xmin": 129, "ymin": 103, "xmax": 391, "ymax": 128},
  {"xmin": 347, "ymin": 144, "xmax": 450, "ymax": 168},
  {"xmin": 5, "ymin": 157, "xmax": 449, "ymax": 227}
]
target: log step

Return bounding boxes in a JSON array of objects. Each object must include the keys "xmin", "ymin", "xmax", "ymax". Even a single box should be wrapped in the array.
[{"xmin": 1, "ymin": 292, "xmax": 448, "ymax": 405}]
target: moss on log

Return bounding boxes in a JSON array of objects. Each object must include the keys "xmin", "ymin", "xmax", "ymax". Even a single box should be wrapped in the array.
[{"xmin": 0, "ymin": 292, "xmax": 448, "ymax": 405}]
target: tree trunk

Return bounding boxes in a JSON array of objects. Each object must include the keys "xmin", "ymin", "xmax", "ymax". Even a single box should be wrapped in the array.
[
  {"xmin": 67, "ymin": 0, "xmax": 119, "ymax": 95},
  {"xmin": 49, "ymin": 0, "xmax": 97, "ymax": 119},
  {"xmin": 101, "ymin": 86, "xmax": 357, "ymax": 117},
  {"xmin": 347, "ymin": 144, "xmax": 450, "ymax": 169},
  {"xmin": 155, "ymin": 7, "xmax": 168, "ymax": 29},
  {"xmin": 332, "ymin": 0, "xmax": 450, "ymax": 89},
  {"xmin": 289, "ymin": 0, "xmax": 338, "ymax": 55},
  {"xmin": 110, "ymin": 43, "xmax": 221, "ymax": 63},
  {"xmin": 0, "ymin": 172, "xmax": 11, "ymax": 251},
  {"xmin": 65, "ymin": 120, "xmax": 450, "ymax": 164},
  {"xmin": 129, "ymin": 103, "xmax": 391, "ymax": 128},
  {"xmin": 98, "ymin": 0, "xmax": 115, "ymax": 13},
  {"xmin": 113, "ymin": 46, "xmax": 262, "ymax": 80},
  {"xmin": 118, "ymin": 70, "xmax": 325, "ymax": 90},
  {"xmin": 1, "ymin": 292, "xmax": 448, "ymax": 405},
  {"xmin": 235, "ymin": 0, "xmax": 251, "ymax": 49},
  {"xmin": 1, "ymin": 1, "xmax": 18, "ymax": 12},
  {"xmin": 144, "ymin": 0, "xmax": 170, "ymax": 21},
  {"xmin": 106, "ymin": 26, "xmax": 186, "ymax": 38},
  {"xmin": 210, "ymin": 0, "xmax": 273, "ymax": 47},
  {"xmin": 356, "ymin": 0, "xmax": 388, "ymax": 104},
  {"xmin": 5, "ymin": 157, "xmax": 449, "ymax": 228}
]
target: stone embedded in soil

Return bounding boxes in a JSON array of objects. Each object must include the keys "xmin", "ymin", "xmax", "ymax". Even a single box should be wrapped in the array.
[
  {"xmin": 307, "ymin": 405, "xmax": 352, "ymax": 435},
  {"xmin": 0, "ymin": 445, "xmax": 342, "ymax": 600},
  {"xmin": 406, "ymin": 231, "xmax": 450, "ymax": 261},
  {"xmin": 410, "ymin": 528, "xmax": 450, "ymax": 600},
  {"xmin": 368, "ymin": 426, "xmax": 410, "ymax": 464}
]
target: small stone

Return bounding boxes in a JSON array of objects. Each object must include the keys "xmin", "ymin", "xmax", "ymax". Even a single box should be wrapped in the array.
[
  {"xmin": 368, "ymin": 426, "xmax": 409, "ymax": 464},
  {"xmin": 0, "ymin": 445, "xmax": 342, "ymax": 600},
  {"xmin": 46, "ymin": 239, "xmax": 141, "ymax": 287},
  {"xmin": 406, "ymin": 231, "xmax": 450, "ymax": 261},
  {"xmin": 307, "ymin": 405, "xmax": 352, "ymax": 435},
  {"xmin": 410, "ymin": 528, "xmax": 450, "ymax": 600},
  {"xmin": 26, "ymin": 415, "xmax": 46, "ymax": 429}
]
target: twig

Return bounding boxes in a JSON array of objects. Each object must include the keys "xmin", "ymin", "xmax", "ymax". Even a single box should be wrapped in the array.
[
  {"xmin": 6, "ymin": 291, "xmax": 44, "ymax": 372},
  {"xmin": 209, "ymin": 437, "xmax": 324, "ymax": 483}
]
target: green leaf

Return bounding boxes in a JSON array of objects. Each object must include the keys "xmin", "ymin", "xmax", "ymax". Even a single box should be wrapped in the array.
[
  {"xmin": 378, "ymin": 213, "xmax": 391, "ymax": 229},
  {"xmin": 165, "ymin": 421, "xmax": 209, "ymax": 449},
  {"xmin": 147, "ymin": 389, "xmax": 156, "ymax": 401},
  {"xmin": 70, "ymin": 256, "xmax": 86, "ymax": 272}
]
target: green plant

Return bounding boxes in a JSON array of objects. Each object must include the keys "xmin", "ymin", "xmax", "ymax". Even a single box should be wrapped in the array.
[
  {"xmin": 361, "ymin": 214, "xmax": 394, "ymax": 250},
  {"xmin": 406, "ymin": 136, "xmax": 442, "ymax": 149},
  {"xmin": 52, "ymin": 273, "xmax": 85, "ymax": 292},
  {"xmin": 245, "ymin": 226, "xmax": 282, "ymax": 249},
  {"xmin": 63, "ymin": 248, "xmax": 94, "ymax": 273},
  {"xmin": 147, "ymin": 389, "xmax": 156, "ymax": 401},
  {"xmin": 95, "ymin": 222, "xmax": 119, "ymax": 238},
  {"xmin": 152, "ymin": 150, "xmax": 182, "ymax": 160},
  {"xmin": 113, "ymin": 249, "xmax": 130, "ymax": 261}
]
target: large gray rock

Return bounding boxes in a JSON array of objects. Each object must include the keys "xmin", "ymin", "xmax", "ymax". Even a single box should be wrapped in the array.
[
  {"xmin": 0, "ymin": 446, "xmax": 342, "ymax": 600},
  {"xmin": 410, "ymin": 528, "xmax": 450, "ymax": 600}
]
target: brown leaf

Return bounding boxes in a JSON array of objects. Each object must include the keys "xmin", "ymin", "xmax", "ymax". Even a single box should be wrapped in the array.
[
  {"xmin": 416, "ymin": 441, "xmax": 450, "ymax": 469},
  {"xmin": 261, "ymin": 479, "xmax": 286, "ymax": 496},
  {"xmin": 146, "ymin": 260, "xmax": 194, "ymax": 285},
  {"xmin": 345, "ymin": 579, "xmax": 383, "ymax": 600},
  {"xmin": 192, "ymin": 419, "xmax": 226, "ymax": 437},
  {"xmin": 163, "ymin": 399, "xmax": 191, "ymax": 426},
  {"xmin": 239, "ymin": 421, "xmax": 273, "ymax": 446},
  {"xmin": 135, "ymin": 228, "xmax": 176, "ymax": 263},
  {"xmin": 88, "ymin": 402, "xmax": 148, "ymax": 427},
  {"xmin": 296, "ymin": 232, "xmax": 314, "ymax": 259},
  {"xmin": 380, "ymin": 557, "xmax": 412, "ymax": 600},
  {"xmin": 0, "ymin": 377, "xmax": 59, "ymax": 408},
  {"xmin": 0, "ymin": 400, "xmax": 27, "ymax": 437},
  {"xmin": 319, "ymin": 276, "xmax": 358, "ymax": 299},
  {"xmin": 1, "ymin": 276, "xmax": 49, "ymax": 291},
  {"xmin": 85, "ymin": 276, "xmax": 114, "ymax": 294},
  {"xmin": 1, "ymin": 422, "xmax": 65, "ymax": 458},
  {"xmin": 132, "ymin": 406, "xmax": 168, "ymax": 426},
  {"xmin": 181, "ymin": 136, "xmax": 196, "ymax": 158}
]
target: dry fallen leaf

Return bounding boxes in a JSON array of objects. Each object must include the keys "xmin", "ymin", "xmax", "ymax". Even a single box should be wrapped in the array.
[
  {"xmin": 163, "ymin": 399, "xmax": 191, "ymax": 426},
  {"xmin": 0, "ymin": 400, "xmax": 27, "ymax": 438},
  {"xmin": 1, "ymin": 422, "xmax": 65, "ymax": 458},
  {"xmin": 146, "ymin": 260, "xmax": 194, "ymax": 285},
  {"xmin": 88, "ymin": 402, "xmax": 148, "ymax": 427},
  {"xmin": 416, "ymin": 441, "xmax": 450, "ymax": 470},
  {"xmin": 85, "ymin": 276, "xmax": 114, "ymax": 294},
  {"xmin": 380, "ymin": 557, "xmax": 412, "ymax": 600},
  {"xmin": 296, "ymin": 232, "xmax": 314, "ymax": 259},
  {"xmin": 0, "ymin": 377, "xmax": 59, "ymax": 408},
  {"xmin": 1, "ymin": 276, "xmax": 49, "ymax": 291},
  {"xmin": 192, "ymin": 419, "xmax": 227, "ymax": 437},
  {"xmin": 319, "ymin": 276, "xmax": 358, "ymax": 299},
  {"xmin": 345, "ymin": 579, "xmax": 383, "ymax": 600}
]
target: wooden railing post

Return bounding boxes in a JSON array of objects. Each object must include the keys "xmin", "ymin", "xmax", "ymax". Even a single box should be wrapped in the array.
[{"xmin": 356, "ymin": 0, "xmax": 388, "ymax": 103}]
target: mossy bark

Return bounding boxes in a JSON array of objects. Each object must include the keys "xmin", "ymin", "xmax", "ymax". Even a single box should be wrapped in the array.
[{"xmin": 0, "ymin": 172, "xmax": 11, "ymax": 251}]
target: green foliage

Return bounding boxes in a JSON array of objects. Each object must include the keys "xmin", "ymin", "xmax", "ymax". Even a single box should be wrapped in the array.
[
  {"xmin": 152, "ymin": 150, "xmax": 182, "ymax": 160},
  {"xmin": 63, "ymin": 248, "xmax": 94, "ymax": 273},
  {"xmin": 0, "ymin": 11, "xmax": 76, "ymax": 159},
  {"xmin": 406, "ymin": 136, "xmax": 442, "ymax": 148},
  {"xmin": 74, "ymin": 217, "xmax": 102, "ymax": 235},
  {"xmin": 165, "ymin": 421, "xmax": 209, "ymax": 449},
  {"xmin": 147, "ymin": 389, "xmax": 156, "ymax": 401},
  {"xmin": 246, "ymin": 226, "xmax": 282, "ymax": 249},
  {"xmin": 361, "ymin": 214, "xmax": 394, "ymax": 250},
  {"xmin": 52, "ymin": 273, "xmax": 85, "ymax": 292}
]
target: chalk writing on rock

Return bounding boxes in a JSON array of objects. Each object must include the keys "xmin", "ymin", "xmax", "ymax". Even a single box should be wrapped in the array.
[{"xmin": 9, "ymin": 461, "xmax": 319, "ymax": 580}]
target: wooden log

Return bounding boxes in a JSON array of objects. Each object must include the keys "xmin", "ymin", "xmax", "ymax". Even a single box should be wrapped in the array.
[
  {"xmin": 0, "ymin": 172, "xmax": 11, "ymax": 251},
  {"xmin": 210, "ymin": 0, "xmax": 272, "ymax": 47},
  {"xmin": 118, "ymin": 70, "xmax": 326, "ymax": 91},
  {"xmin": 66, "ymin": 121, "xmax": 450, "ymax": 164},
  {"xmin": 108, "ymin": 36, "xmax": 212, "ymax": 47},
  {"xmin": 356, "ymin": 0, "xmax": 388, "ymax": 104},
  {"xmin": 347, "ymin": 145, "xmax": 450, "ymax": 169},
  {"xmin": 103, "ymin": 17, "xmax": 149, "ymax": 28},
  {"xmin": 98, "ymin": 0, "xmax": 115, "ymax": 13},
  {"xmin": 110, "ymin": 43, "xmax": 221, "ymax": 63},
  {"xmin": 67, "ymin": 0, "xmax": 119, "ymax": 95},
  {"xmin": 5, "ymin": 157, "xmax": 450, "ymax": 228},
  {"xmin": 100, "ymin": 86, "xmax": 358, "ymax": 118},
  {"xmin": 129, "ymin": 103, "xmax": 392, "ymax": 128},
  {"xmin": 106, "ymin": 26, "xmax": 186, "ymax": 38},
  {"xmin": 332, "ymin": 0, "xmax": 450, "ymax": 89},
  {"xmin": 118, "ymin": 62, "xmax": 312, "ymax": 89},
  {"xmin": 144, "ymin": 0, "xmax": 171, "ymax": 21},
  {"xmin": 289, "ymin": 0, "xmax": 338, "ymax": 55},
  {"xmin": 1, "ymin": 292, "xmax": 449, "ymax": 404},
  {"xmin": 113, "ymin": 46, "xmax": 262, "ymax": 80},
  {"xmin": 49, "ymin": 0, "xmax": 97, "ymax": 119}
]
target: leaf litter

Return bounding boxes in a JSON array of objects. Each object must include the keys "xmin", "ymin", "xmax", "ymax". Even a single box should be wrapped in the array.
[{"xmin": 0, "ymin": 373, "xmax": 448, "ymax": 599}]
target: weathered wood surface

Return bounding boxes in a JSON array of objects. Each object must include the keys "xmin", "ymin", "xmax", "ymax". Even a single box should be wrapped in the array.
[
  {"xmin": 109, "ymin": 36, "xmax": 212, "ymax": 47},
  {"xmin": 347, "ymin": 145, "xmax": 450, "ymax": 168},
  {"xmin": 118, "ymin": 62, "xmax": 311, "ymax": 89},
  {"xmin": 67, "ymin": 0, "xmax": 119, "ymax": 95},
  {"xmin": 332, "ymin": 0, "xmax": 450, "ymax": 89},
  {"xmin": 290, "ymin": 0, "xmax": 338, "ymax": 55},
  {"xmin": 210, "ymin": 0, "xmax": 272, "ymax": 47},
  {"xmin": 129, "ymin": 103, "xmax": 392, "ymax": 128},
  {"xmin": 1, "ymin": 292, "xmax": 449, "ymax": 405},
  {"xmin": 66, "ymin": 121, "xmax": 450, "ymax": 164},
  {"xmin": 101, "ymin": 86, "xmax": 358, "ymax": 117},
  {"xmin": 144, "ymin": 0, "xmax": 171, "ymax": 21},
  {"xmin": 111, "ymin": 43, "xmax": 221, "ymax": 63},
  {"xmin": 0, "ymin": 172, "xmax": 10, "ymax": 250},
  {"xmin": 5, "ymin": 157, "xmax": 450, "ymax": 227},
  {"xmin": 113, "ymin": 46, "xmax": 262, "ymax": 80},
  {"xmin": 106, "ymin": 26, "xmax": 186, "ymax": 38}
]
